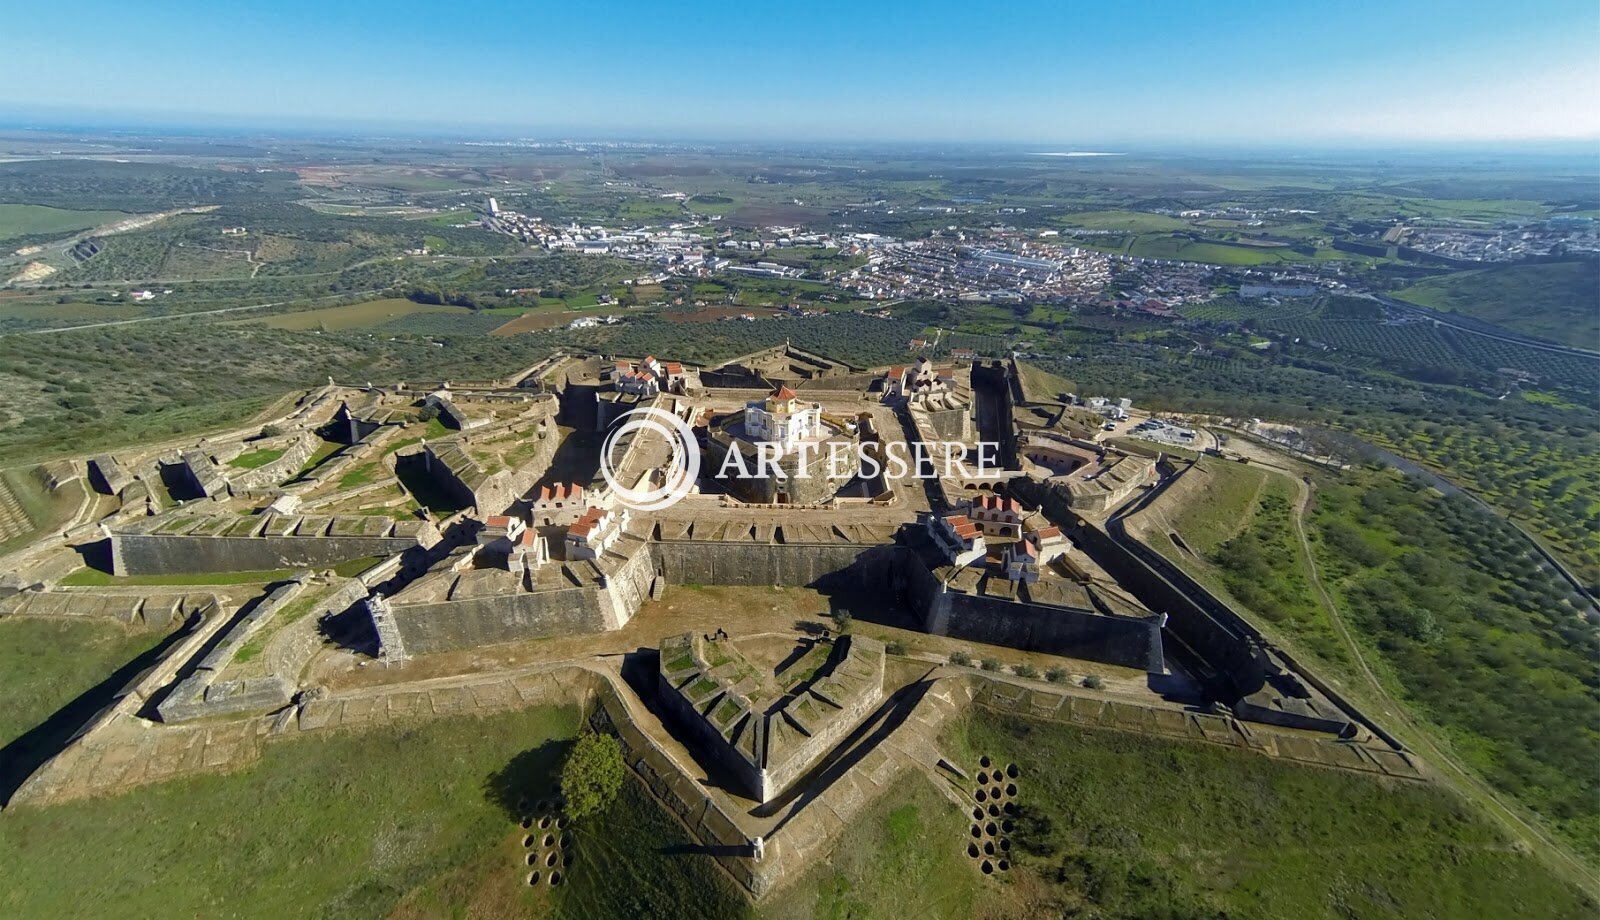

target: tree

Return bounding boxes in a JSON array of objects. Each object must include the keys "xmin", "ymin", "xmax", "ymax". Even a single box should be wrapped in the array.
[
  {"xmin": 560, "ymin": 733, "xmax": 625, "ymax": 821},
  {"xmin": 830, "ymin": 609, "xmax": 852, "ymax": 634}
]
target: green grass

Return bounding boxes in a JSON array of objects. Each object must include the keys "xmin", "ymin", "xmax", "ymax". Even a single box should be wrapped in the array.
[
  {"xmin": 0, "ymin": 617, "xmax": 179, "ymax": 806},
  {"xmin": 0, "ymin": 618, "xmax": 169, "ymax": 753},
  {"xmin": 1057, "ymin": 209, "xmax": 1192, "ymax": 233},
  {"xmin": 291, "ymin": 438, "xmax": 343, "ymax": 478},
  {"xmin": 1012, "ymin": 357, "xmax": 1076, "ymax": 404},
  {"xmin": 1393, "ymin": 260, "xmax": 1600, "ymax": 349},
  {"xmin": 60, "ymin": 567, "xmax": 295, "ymax": 587},
  {"xmin": 942, "ymin": 711, "xmax": 1595, "ymax": 920},
  {"xmin": 0, "ymin": 705, "xmax": 582, "ymax": 918},
  {"xmin": 332, "ymin": 555, "xmax": 385, "ymax": 577},
  {"xmin": 542, "ymin": 780, "xmax": 748, "ymax": 920},
  {"xmin": 1307, "ymin": 470, "xmax": 1600, "ymax": 860},
  {"xmin": 1139, "ymin": 460, "xmax": 1354, "ymax": 670},
  {"xmin": 0, "ymin": 467, "xmax": 83, "ymax": 556},
  {"xmin": 227, "ymin": 446, "xmax": 286, "ymax": 470},
  {"xmin": 0, "ymin": 203, "xmax": 129, "ymax": 241},
  {"xmin": 338, "ymin": 462, "xmax": 380, "ymax": 488},
  {"xmin": 767, "ymin": 774, "xmax": 983, "ymax": 920},
  {"xmin": 1157, "ymin": 458, "xmax": 1269, "ymax": 555}
]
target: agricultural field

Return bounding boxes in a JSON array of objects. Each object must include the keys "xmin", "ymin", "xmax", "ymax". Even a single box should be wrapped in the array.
[
  {"xmin": 247, "ymin": 298, "xmax": 466, "ymax": 331},
  {"xmin": 0, "ymin": 204, "xmax": 130, "ymax": 242},
  {"xmin": 1054, "ymin": 209, "xmax": 1191, "ymax": 232},
  {"xmin": 1394, "ymin": 259, "xmax": 1600, "ymax": 349},
  {"xmin": 942, "ymin": 712, "xmax": 1594, "ymax": 920}
]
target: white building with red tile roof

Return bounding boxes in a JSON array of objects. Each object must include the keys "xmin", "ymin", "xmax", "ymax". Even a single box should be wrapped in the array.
[
  {"xmin": 966, "ymin": 494, "xmax": 1024, "ymax": 538},
  {"xmin": 611, "ymin": 355, "xmax": 688, "ymax": 396},
  {"xmin": 531, "ymin": 482, "xmax": 587, "ymax": 526},
  {"xmin": 745, "ymin": 384, "xmax": 823, "ymax": 451},
  {"xmin": 1000, "ymin": 538, "xmax": 1041, "ymax": 583},
  {"xmin": 477, "ymin": 513, "xmax": 527, "ymax": 553},
  {"xmin": 925, "ymin": 511, "xmax": 987, "ymax": 567},
  {"xmin": 1027, "ymin": 524, "xmax": 1071, "ymax": 565},
  {"xmin": 565, "ymin": 505, "xmax": 630, "ymax": 561}
]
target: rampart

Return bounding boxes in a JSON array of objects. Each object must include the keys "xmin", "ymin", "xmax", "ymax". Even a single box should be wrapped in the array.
[
  {"xmin": 382, "ymin": 546, "xmax": 654, "ymax": 656},
  {"xmin": 108, "ymin": 513, "xmax": 434, "ymax": 576},
  {"xmin": 897, "ymin": 548, "xmax": 1163, "ymax": 671}
]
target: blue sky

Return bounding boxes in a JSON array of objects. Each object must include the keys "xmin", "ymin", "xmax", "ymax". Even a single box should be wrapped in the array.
[{"xmin": 4, "ymin": 0, "xmax": 1597, "ymax": 143}]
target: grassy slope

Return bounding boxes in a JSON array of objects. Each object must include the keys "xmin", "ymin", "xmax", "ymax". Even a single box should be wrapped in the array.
[
  {"xmin": 945, "ymin": 712, "xmax": 1595, "ymax": 920},
  {"xmin": 1137, "ymin": 460, "xmax": 1355, "ymax": 684},
  {"xmin": 1012, "ymin": 358, "xmax": 1076, "ymax": 404},
  {"xmin": 0, "ymin": 467, "xmax": 84, "ymax": 557},
  {"xmin": 1394, "ymin": 260, "xmax": 1600, "ymax": 349},
  {"xmin": 0, "ymin": 618, "xmax": 168, "ymax": 752},
  {"xmin": 767, "ymin": 775, "xmax": 987, "ymax": 920},
  {"xmin": 0, "ymin": 706, "xmax": 581, "ymax": 918}
]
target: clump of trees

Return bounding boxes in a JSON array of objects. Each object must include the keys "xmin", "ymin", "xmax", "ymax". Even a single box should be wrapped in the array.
[{"xmin": 560, "ymin": 733, "xmax": 625, "ymax": 822}]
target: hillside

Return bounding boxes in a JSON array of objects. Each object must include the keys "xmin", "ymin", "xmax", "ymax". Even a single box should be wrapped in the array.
[{"xmin": 1394, "ymin": 260, "xmax": 1600, "ymax": 349}]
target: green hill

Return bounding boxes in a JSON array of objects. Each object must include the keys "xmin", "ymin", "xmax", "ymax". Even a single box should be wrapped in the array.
[{"xmin": 1395, "ymin": 260, "xmax": 1599, "ymax": 349}]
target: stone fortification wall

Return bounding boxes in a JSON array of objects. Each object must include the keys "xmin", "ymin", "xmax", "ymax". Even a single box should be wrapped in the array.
[
  {"xmin": 384, "ymin": 545, "xmax": 655, "ymax": 656},
  {"xmin": 389, "ymin": 585, "xmax": 608, "ymax": 655},
  {"xmin": 900, "ymin": 556, "xmax": 1163, "ymax": 671},
  {"xmin": 654, "ymin": 540, "xmax": 868, "ymax": 587},
  {"xmin": 653, "ymin": 666, "xmax": 766, "ymax": 802},
  {"xmin": 226, "ymin": 432, "xmax": 319, "ymax": 492},
  {"xmin": 762, "ymin": 638, "xmax": 886, "ymax": 795},
  {"xmin": 111, "ymin": 532, "xmax": 423, "ymax": 576},
  {"xmin": 156, "ymin": 582, "xmax": 306, "ymax": 722},
  {"xmin": 596, "ymin": 542, "xmax": 654, "ymax": 630}
]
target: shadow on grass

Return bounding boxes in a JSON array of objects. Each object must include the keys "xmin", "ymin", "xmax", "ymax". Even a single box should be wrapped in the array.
[
  {"xmin": 0, "ymin": 621, "xmax": 194, "ymax": 805},
  {"xmin": 482, "ymin": 738, "xmax": 573, "ymax": 821}
]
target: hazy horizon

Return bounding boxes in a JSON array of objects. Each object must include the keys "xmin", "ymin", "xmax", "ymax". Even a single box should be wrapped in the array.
[{"xmin": 4, "ymin": 1, "xmax": 1599, "ymax": 146}]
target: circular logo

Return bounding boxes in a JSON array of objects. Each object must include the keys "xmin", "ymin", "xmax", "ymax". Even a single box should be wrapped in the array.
[{"xmin": 599, "ymin": 406, "xmax": 700, "ymax": 511}]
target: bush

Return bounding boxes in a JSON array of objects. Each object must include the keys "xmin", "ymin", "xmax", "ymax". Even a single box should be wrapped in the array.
[
  {"xmin": 1082, "ymin": 675, "xmax": 1105, "ymax": 690},
  {"xmin": 980, "ymin": 658, "xmax": 1002, "ymax": 672},
  {"xmin": 949, "ymin": 650, "xmax": 972, "ymax": 666},
  {"xmin": 885, "ymin": 639, "xmax": 908, "ymax": 656},
  {"xmin": 1045, "ymin": 666, "xmax": 1069, "ymax": 683},
  {"xmin": 560, "ymin": 733, "xmax": 625, "ymax": 822},
  {"xmin": 830, "ymin": 609, "xmax": 853, "ymax": 634},
  {"xmin": 1014, "ymin": 663, "xmax": 1039, "ymax": 679}
]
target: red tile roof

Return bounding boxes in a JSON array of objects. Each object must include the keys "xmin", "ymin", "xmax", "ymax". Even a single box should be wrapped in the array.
[
  {"xmin": 1033, "ymin": 525, "xmax": 1062, "ymax": 540},
  {"xmin": 772, "ymin": 385, "xmax": 798, "ymax": 401},
  {"xmin": 887, "ymin": 366, "xmax": 906, "ymax": 379},
  {"xmin": 485, "ymin": 514, "xmax": 514, "ymax": 529},
  {"xmin": 568, "ymin": 506, "xmax": 605, "ymax": 538}
]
